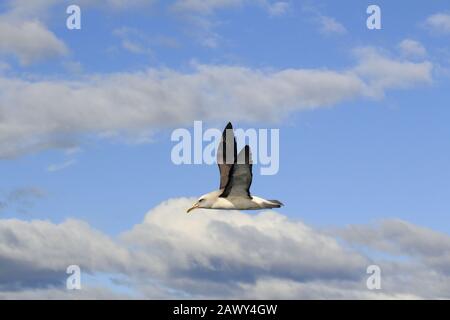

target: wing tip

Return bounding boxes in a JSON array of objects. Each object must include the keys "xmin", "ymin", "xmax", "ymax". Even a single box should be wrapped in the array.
[
  {"xmin": 222, "ymin": 122, "xmax": 234, "ymax": 139},
  {"xmin": 269, "ymin": 200, "xmax": 284, "ymax": 207},
  {"xmin": 239, "ymin": 145, "xmax": 252, "ymax": 164}
]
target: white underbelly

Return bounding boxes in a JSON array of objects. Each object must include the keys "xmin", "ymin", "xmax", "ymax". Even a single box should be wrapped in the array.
[{"xmin": 211, "ymin": 196, "xmax": 264, "ymax": 210}]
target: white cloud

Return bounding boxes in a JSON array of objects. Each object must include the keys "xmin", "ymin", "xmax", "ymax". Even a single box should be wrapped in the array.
[
  {"xmin": 172, "ymin": 0, "xmax": 289, "ymax": 15},
  {"xmin": 424, "ymin": 13, "xmax": 450, "ymax": 34},
  {"xmin": 112, "ymin": 26, "xmax": 180, "ymax": 53},
  {"xmin": 172, "ymin": 0, "xmax": 244, "ymax": 14},
  {"xmin": 353, "ymin": 47, "xmax": 432, "ymax": 96},
  {"xmin": 46, "ymin": 159, "xmax": 77, "ymax": 172},
  {"xmin": 122, "ymin": 199, "xmax": 368, "ymax": 283},
  {"xmin": 0, "ymin": 19, "xmax": 68, "ymax": 65},
  {"xmin": 113, "ymin": 27, "xmax": 152, "ymax": 55},
  {"xmin": 1, "ymin": 198, "xmax": 450, "ymax": 299},
  {"xmin": 398, "ymin": 39, "xmax": 427, "ymax": 58},
  {"xmin": 264, "ymin": 1, "xmax": 290, "ymax": 17},
  {"xmin": 236, "ymin": 277, "xmax": 421, "ymax": 299},
  {"xmin": 3, "ymin": 0, "xmax": 61, "ymax": 19},
  {"xmin": 302, "ymin": 7, "xmax": 346, "ymax": 36},
  {"xmin": 121, "ymin": 41, "xmax": 145, "ymax": 54},
  {"xmin": 0, "ymin": 198, "xmax": 364, "ymax": 297},
  {"xmin": 317, "ymin": 15, "xmax": 347, "ymax": 35},
  {"xmin": 0, "ymin": 48, "xmax": 433, "ymax": 157},
  {"xmin": 63, "ymin": 61, "xmax": 83, "ymax": 74},
  {"xmin": 64, "ymin": 146, "xmax": 83, "ymax": 155},
  {"xmin": 171, "ymin": 0, "xmax": 289, "ymax": 47},
  {"xmin": 5, "ymin": 0, "xmax": 155, "ymax": 18},
  {"xmin": 0, "ymin": 0, "xmax": 157, "ymax": 65}
]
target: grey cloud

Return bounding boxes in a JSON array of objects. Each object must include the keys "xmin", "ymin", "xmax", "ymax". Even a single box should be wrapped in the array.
[
  {"xmin": 335, "ymin": 219, "xmax": 450, "ymax": 276},
  {"xmin": 0, "ymin": 218, "xmax": 131, "ymax": 291},
  {"xmin": 0, "ymin": 187, "xmax": 45, "ymax": 215}
]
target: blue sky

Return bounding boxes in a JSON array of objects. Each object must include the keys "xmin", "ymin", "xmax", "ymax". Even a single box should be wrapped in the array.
[
  {"xmin": 1, "ymin": 0, "xmax": 450, "ymax": 299},
  {"xmin": 1, "ymin": 0, "xmax": 449, "ymax": 233}
]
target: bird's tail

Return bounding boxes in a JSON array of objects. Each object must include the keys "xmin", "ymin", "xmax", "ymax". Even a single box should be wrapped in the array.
[{"xmin": 268, "ymin": 200, "xmax": 284, "ymax": 208}]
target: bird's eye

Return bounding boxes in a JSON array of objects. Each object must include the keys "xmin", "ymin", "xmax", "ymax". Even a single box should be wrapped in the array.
[{"xmin": 199, "ymin": 198, "xmax": 204, "ymax": 202}]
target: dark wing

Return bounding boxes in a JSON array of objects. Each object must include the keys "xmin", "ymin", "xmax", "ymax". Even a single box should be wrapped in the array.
[
  {"xmin": 217, "ymin": 122, "xmax": 237, "ymax": 190},
  {"xmin": 220, "ymin": 145, "xmax": 253, "ymax": 199}
]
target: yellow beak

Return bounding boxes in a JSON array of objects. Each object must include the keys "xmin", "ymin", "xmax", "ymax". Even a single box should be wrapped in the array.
[{"xmin": 187, "ymin": 203, "xmax": 199, "ymax": 213}]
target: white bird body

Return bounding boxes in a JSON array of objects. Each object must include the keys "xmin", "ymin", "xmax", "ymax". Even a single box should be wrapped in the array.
[
  {"xmin": 187, "ymin": 122, "xmax": 283, "ymax": 213},
  {"xmin": 196, "ymin": 190, "xmax": 281, "ymax": 210}
]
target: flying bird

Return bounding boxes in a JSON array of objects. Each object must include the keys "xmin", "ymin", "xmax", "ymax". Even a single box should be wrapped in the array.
[{"xmin": 187, "ymin": 122, "xmax": 283, "ymax": 213}]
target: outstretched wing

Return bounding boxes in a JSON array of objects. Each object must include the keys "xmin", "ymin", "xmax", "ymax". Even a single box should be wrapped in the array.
[
  {"xmin": 217, "ymin": 122, "xmax": 237, "ymax": 190},
  {"xmin": 220, "ymin": 145, "xmax": 253, "ymax": 199}
]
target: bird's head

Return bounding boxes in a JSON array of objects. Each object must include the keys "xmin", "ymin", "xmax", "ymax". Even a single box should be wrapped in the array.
[{"xmin": 187, "ymin": 193, "xmax": 215, "ymax": 213}]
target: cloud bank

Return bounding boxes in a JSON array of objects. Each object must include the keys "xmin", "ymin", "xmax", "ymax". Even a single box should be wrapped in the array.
[
  {"xmin": 0, "ymin": 48, "xmax": 432, "ymax": 158},
  {"xmin": 1, "ymin": 198, "xmax": 449, "ymax": 299}
]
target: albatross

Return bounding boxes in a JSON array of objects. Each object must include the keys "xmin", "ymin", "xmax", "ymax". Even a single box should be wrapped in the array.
[{"xmin": 187, "ymin": 122, "xmax": 284, "ymax": 213}]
